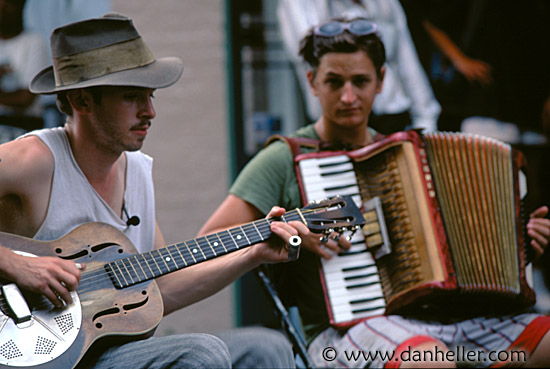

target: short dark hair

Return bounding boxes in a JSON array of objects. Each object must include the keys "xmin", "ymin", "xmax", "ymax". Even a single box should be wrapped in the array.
[
  {"xmin": 299, "ymin": 18, "xmax": 386, "ymax": 80},
  {"xmin": 56, "ymin": 87, "xmax": 104, "ymax": 116}
]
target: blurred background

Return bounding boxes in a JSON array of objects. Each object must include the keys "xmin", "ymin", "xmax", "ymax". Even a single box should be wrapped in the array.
[{"xmin": 1, "ymin": 0, "xmax": 549, "ymax": 336}]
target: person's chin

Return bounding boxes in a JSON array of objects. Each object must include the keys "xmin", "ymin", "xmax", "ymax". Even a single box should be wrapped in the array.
[{"xmin": 335, "ymin": 116, "xmax": 366, "ymax": 129}]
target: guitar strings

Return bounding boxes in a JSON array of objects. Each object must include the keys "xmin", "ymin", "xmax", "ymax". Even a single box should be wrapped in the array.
[
  {"xmin": 76, "ymin": 206, "xmax": 351, "ymax": 292},
  {"xmin": 76, "ymin": 211, "xmax": 303, "ymax": 289},
  {"xmin": 76, "ymin": 207, "xmax": 336, "ymax": 291}
]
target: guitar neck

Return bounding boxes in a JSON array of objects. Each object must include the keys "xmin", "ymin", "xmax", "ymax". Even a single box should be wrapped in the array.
[{"xmin": 105, "ymin": 209, "xmax": 305, "ymax": 289}]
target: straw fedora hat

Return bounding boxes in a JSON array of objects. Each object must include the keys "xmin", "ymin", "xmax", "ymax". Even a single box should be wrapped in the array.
[{"xmin": 30, "ymin": 13, "xmax": 183, "ymax": 94}]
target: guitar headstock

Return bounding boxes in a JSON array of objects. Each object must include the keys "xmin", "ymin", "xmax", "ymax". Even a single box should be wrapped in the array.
[{"xmin": 302, "ymin": 195, "xmax": 365, "ymax": 235}]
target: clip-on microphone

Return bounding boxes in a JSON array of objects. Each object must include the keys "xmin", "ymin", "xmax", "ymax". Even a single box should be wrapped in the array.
[{"xmin": 122, "ymin": 204, "xmax": 140, "ymax": 227}]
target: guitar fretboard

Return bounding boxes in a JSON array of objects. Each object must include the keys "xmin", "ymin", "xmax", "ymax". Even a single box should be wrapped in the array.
[{"xmin": 105, "ymin": 210, "xmax": 304, "ymax": 289}]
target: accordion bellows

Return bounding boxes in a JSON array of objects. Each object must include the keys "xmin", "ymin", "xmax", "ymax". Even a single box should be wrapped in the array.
[{"xmin": 295, "ymin": 130, "xmax": 535, "ymax": 328}]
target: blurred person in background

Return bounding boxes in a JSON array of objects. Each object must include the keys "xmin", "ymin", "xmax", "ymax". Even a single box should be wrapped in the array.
[
  {"xmin": 0, "ymin": 0, "xmax": 48, "ymax": 143},
  {"xmin": 278, "ymin": 0, "xmax": 441, "ymax": 134},
  {"xmin": 401, "ymin": 0, "xmax": 550, "ymax": 142},
  {"xmin": 22, "ymin": 0, "xmax": 112, "ymax": 128}
]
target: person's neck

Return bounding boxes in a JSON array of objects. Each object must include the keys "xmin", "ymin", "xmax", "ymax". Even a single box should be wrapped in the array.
[
  {"xmin": 314, "ymin": 117, "xmax": 372, "ymax": 147},
  {"xmin": 63, "ymin": 123, "xmax": 124, "ymax": 184}
]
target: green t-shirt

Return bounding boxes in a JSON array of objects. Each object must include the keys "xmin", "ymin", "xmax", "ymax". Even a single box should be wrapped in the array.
[
  {"xmin": 230, "ymin": 123, "xmax": 377, "ymax": 343},
  {"xmin": 230, "ymin": 125, "xmax": 318, "ymax": 213}
]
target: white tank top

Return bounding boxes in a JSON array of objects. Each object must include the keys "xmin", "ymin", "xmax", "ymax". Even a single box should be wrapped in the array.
[{"xmin": 29, "ymin": 128, "xmax": 156, "ymax": 253}]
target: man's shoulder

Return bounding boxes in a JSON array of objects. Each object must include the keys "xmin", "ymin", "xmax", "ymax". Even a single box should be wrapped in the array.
[
  {"xmin": 0, "ymin": 135, "xmax": 53, "ymax": 200},
  {"xmin": 0, "ymin": 136, "xmax": 54, "ymax": 236},
  {"xmin": 1, "ymin": 135, "xmax": 53, "ymax": 171}
]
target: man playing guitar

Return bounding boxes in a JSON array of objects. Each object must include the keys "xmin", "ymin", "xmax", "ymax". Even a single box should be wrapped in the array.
[{"xmin": 0, "ymin": 13, "xmax": 301, "ymax": 369}]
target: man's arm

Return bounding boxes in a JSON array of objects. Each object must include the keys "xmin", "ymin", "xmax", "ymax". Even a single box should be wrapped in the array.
[
  {"xmin": 200, "ymin": 195, "xmax": 350, "ymax": 259},
  {"xmin": 154, "ymin": 204, "xmax": 306, "ymax": 316},
  {"xmin": 0, "ymin": 136, "xmax": 82, "ymax": 307}
]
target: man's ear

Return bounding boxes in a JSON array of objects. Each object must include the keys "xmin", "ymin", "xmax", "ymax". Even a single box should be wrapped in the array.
[
  {"xmin": 306, "ymin": 70, "xmax": 318, "ymax": 97},
  {"xmin": 376, "ymin": 66, "xmax": 386, "ymax": 94},
  {"xmin": 66, "ymin": 89, "xmax": 91, "ymax": 114}
]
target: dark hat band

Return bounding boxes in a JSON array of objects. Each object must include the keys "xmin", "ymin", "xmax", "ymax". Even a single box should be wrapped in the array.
[{"xmin": 52, "ymin": 37, "xmax": 155, "ymax": 87}]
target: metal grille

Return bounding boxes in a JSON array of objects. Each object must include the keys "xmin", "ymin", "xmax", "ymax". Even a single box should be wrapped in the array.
[{"xmin": 0, "ymin": 340, "xmax": 23, "ymax": 360}]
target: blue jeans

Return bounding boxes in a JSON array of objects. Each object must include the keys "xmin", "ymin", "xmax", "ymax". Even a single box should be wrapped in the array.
[
  {"xmin": 216, "ymin": 326, "xmax": 295, "ymax": 368},
  {"xmin": 85, "ymin": 327, "xmax": 294, "ymax": 368}
]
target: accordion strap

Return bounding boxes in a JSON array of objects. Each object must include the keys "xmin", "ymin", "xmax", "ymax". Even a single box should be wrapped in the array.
[
  {"xmin": 265, "ymin": 134, "xmax": 322, "ymax": 158},
  {"xmin": 265, "ymin": 131, "xmax": 387, "ymax": 158}
]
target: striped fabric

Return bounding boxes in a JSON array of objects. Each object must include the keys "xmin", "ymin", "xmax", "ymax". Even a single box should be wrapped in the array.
[{"xmin": 308, "ymin": 313, "xmax": 550, "ymax": 368}]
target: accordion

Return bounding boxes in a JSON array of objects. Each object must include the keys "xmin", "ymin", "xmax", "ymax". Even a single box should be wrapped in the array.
[{"xmin": 293, "ymin": 130, "xmax": 535, "ymax": 328}]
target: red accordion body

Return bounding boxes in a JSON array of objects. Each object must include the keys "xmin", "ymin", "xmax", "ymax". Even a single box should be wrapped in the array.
[{"xmin": 293, "ymin": 130, "xmax": 535, "ymax": 329}]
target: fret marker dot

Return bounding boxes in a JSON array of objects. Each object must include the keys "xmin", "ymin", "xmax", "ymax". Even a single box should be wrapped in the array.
[
  {"xmin": 193, "ymin": 249, "xmax": 198, "ymax": 253},
  {"xmin": 165, "ymin": 257, "xmax": 171, "ymax": 262},
  {"xmin": 214, "ymin": 242, "xmax": 219, "ymax": 246},
  {"xmin": 237, "ymin": 235, "xmax": 242, "ymax": 240}
]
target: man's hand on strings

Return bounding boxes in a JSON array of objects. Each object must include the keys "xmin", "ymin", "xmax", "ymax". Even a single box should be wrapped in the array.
[
  {"xmin": 10, "ymin": 254, "xmax": 85, "ymax": 308},
  {"xmin": 253, "ymin": 206, "xmax": 304, "ymax": 263}
]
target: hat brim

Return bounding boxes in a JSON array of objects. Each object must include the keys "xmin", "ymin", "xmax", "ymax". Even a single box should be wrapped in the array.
[{"xmin": 29, "ymin": 57, "xmax": 184, "ymax": 94}]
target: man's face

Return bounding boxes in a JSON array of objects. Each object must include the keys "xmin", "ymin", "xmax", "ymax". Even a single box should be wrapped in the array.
[
  {"xmin": 308, "ymin": 50, "xmax": 383, "ymax": 130},
  {"xmin": 87, "ymin": 86, "xmax": 156, "ymax": 153}
]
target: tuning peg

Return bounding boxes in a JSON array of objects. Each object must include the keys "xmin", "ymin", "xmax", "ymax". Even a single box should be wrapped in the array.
[{"xmin": 320, "ymin": 236, "xmax": 329, "ymax": 244}]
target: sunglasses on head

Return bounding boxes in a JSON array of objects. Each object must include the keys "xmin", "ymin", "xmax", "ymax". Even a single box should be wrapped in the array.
[{"xmin": 314, "ymin": 19, "xmax": 377, "ymax": 37}]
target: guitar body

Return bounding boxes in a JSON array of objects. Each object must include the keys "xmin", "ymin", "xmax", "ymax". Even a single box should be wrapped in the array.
[{"xmin": 0, "ymin": 223, "xmax": 163, "ymax": 369}]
